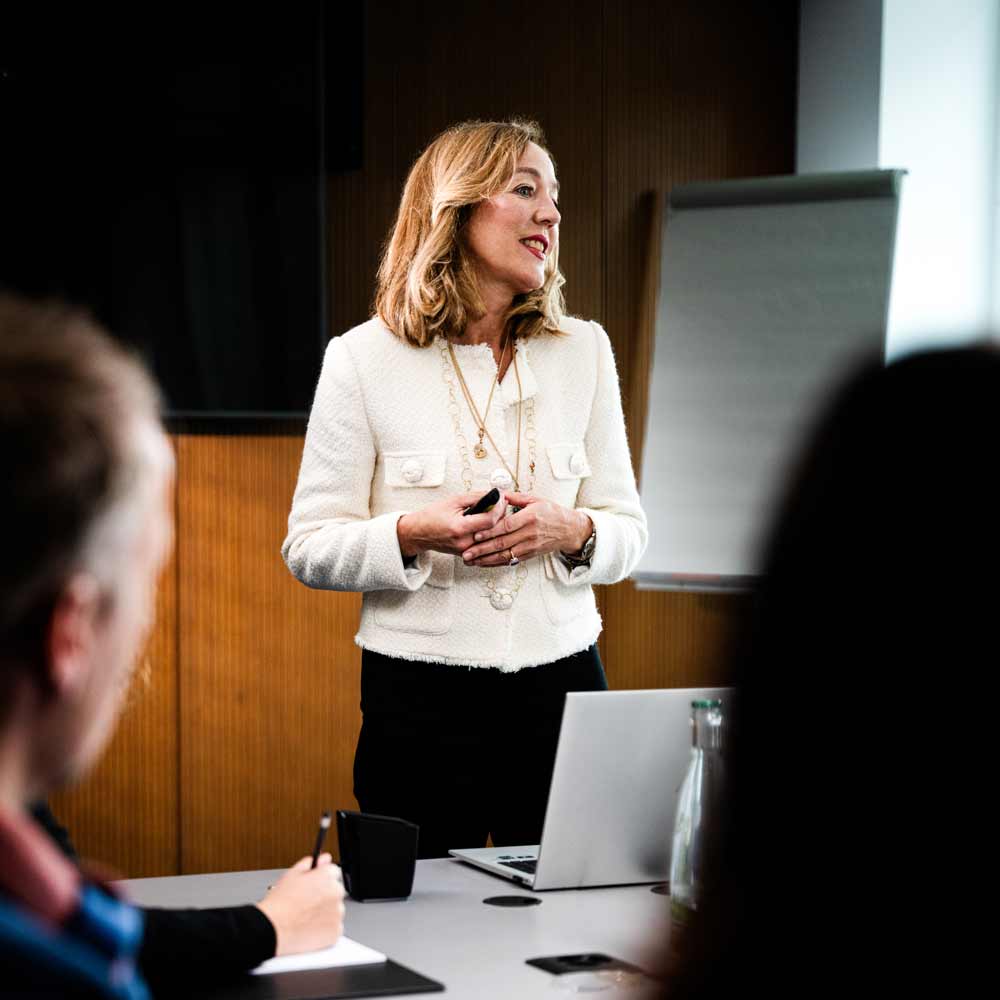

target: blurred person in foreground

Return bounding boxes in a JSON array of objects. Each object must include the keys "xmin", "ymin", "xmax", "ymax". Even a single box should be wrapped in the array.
[
  {"xmin": 666, "ymin": 346, "xmax": 999, "ymax": 997},
  {"xmin": 0, "ymin": 295, "xmax": 344, "ymax": 998}
]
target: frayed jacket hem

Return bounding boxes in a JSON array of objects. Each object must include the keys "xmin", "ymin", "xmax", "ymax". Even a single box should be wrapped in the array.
[{"xmin": 353, "ymin": 624, "xmax": 603, "ymax": 673}]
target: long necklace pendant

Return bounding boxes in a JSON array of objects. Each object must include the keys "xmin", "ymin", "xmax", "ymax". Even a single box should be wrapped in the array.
[
  {"xmin": 474, "ymin": 441, "xmax": 488, "ymax": 460},
  {"xmin": 489, "ymin": 588, "xmax": 513, "ymax": 611}
]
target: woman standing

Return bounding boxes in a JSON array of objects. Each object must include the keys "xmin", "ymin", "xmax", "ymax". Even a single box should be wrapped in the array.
[{"xmin": 283, "ymin": 120, "xmax": 647, "ymax": 858}]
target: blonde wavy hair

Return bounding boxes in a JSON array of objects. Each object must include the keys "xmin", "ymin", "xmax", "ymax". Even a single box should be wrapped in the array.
[{"xmin": 375, "ymin": 119, "xmax": 566, "ymax": 347}]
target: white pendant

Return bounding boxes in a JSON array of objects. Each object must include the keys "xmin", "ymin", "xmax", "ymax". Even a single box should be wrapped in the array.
[
  {"xmin": 474, "ymin": 443, "xmax": 488, "ymax": 459},
  {"xmin": 490, "ymin": 468, "xmax": 513, "ymax": 490},
  {"xmin": 489, "ymin": 588, "xmax": 513, "ymax": 611}
]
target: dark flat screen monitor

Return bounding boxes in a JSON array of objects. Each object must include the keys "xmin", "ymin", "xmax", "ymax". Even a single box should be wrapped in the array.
[{"xmin": 1, "ymin": 4, "xmax": 362, "ymax": 421}]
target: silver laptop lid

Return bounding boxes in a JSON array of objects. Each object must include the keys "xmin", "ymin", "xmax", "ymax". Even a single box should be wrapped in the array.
[{"xmin": 532, "ymin": 687, "xmax": 730, "ymax": 890}]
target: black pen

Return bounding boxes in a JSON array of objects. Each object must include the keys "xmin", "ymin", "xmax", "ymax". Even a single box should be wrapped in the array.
[{"xmin": 311, "ymin": 811, "xmax": 331, "ymax": 869}]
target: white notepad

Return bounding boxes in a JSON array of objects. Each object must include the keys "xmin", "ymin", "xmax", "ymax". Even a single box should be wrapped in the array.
[{"xmin": 251, "ymin": 935, "xmax": 386, "ymax": 975}]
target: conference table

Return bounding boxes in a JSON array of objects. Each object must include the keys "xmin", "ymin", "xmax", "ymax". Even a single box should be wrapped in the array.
[{"xmin": 122, "ymin": 858, "xmax": 670, "ymax": 998}]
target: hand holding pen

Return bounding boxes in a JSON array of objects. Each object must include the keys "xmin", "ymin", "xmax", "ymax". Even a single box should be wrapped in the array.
[{"xmin": 255, "ymin": 810, "xmax": 345, "ymax": 956}]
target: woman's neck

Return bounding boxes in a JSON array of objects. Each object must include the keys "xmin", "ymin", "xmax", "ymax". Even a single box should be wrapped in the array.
[
  {"xmin": 458, "ymin": 315, "xmax": 503, "ymax": 347},
  {"xmin": 451, "ymin": 284, "xmax": 511, "ymax": 366}
]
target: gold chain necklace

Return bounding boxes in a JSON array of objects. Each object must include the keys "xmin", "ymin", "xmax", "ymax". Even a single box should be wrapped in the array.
[
  {"xmin": 448, "ymin": 337, "xmax": 523, "ymax": 489},
  {"xmin": 439, "ymin": 338, "xmax": 536, "ymax": 611},
  {"xmin": 447, "ymin": 331, "xmax": 507, "ymax": 461}
]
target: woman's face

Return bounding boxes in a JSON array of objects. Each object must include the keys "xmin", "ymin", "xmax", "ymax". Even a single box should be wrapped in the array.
[{"xmin": 464, "ymin": 141, "xmax": 561, "ymax": 303}]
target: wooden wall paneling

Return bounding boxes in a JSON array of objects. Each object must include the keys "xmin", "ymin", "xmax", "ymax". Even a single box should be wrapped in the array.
[
  {"xmin": 597, "ymin": 0, "xmax": 798, "ymax": 691},
  {"xmin": 176, "ymin": 434, "xmax": 363, "ymax": 874},
  {"xmin": 50, "ymin": 473, "xmax": 181, "ymax": 878},
  {"xmin": 598, "ymin": 584, "xmax": 748, "ymax": 690}
]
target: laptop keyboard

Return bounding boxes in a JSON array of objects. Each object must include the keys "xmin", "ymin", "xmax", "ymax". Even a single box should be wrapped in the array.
[{"xmin": 498, "ymin": 859, "xmax": 537, "ymax": 874}]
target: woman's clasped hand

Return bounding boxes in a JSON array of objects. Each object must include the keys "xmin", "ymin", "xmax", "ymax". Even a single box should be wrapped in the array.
[
  {"xmin": 396, "ymin": 490, "xmax": 508, "ymax": 559},
  {"xmin": 398, "ymin": 488, "xmax": 591, "ymax": 567},
  {"xmin": 462, "ymin": 491, "xmax": 593, "ymax": 567}
]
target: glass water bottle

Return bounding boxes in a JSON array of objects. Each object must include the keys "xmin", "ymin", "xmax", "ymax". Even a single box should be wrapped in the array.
[{"xmin": 670, "ymin": 699, "xmax": 726, "ymax": 925}]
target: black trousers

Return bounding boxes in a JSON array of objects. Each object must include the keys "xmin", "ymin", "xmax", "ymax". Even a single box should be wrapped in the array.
[{"xmin": 353, "ymin": 645, "xmax": 607, "ymax": 859}]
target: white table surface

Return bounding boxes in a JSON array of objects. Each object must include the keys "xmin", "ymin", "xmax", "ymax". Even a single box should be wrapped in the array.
[{"xmin": 121, "ymin": 858, "xmax": 670, "ymax": 998}]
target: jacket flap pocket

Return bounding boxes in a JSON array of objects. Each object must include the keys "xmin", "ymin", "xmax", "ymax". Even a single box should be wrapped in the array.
[
  {"xmin": 546, "ymin": 442, "xmax": 591, "ymax": 480},
  {"xmin": 384, "ymin": 451, "xmax": 447, "ymax": 488},
  {"xmin": 426, "ymin": 551, "xmax": 455, "ymax": 589}
]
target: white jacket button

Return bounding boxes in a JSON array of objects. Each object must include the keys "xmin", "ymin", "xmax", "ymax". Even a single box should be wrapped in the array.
[
  {"xmin": 401, "ymin": 459, "xmax": 424, "ymax": 483},
  {"xmin": 490, "ymin": 468, "xmax": 513, "ymax": 489},
  {"xmin": 570, "ymin": 453, "xmax": 587, "ymax": 475}
]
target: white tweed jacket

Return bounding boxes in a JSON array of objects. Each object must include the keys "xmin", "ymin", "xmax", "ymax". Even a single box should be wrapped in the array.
[{"xmin": 282, "ymin": 315, "xmax": 648, "ymax": 671}]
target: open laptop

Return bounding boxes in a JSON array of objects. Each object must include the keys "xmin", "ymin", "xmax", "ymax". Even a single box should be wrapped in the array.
[{"xmin": 449, "ymin": 687, "xmax": 730, "ymax": 890}]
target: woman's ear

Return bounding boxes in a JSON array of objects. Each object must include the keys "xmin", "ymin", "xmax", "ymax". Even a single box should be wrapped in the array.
[{"xmin": 44, "ymin": 574, "xmax": 103, "ymax": 696}]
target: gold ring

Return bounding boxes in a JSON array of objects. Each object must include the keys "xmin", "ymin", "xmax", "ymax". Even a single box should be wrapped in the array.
[{"xmin": 508, "ymin": 549, "xmax": 519, "ymax": 566}]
